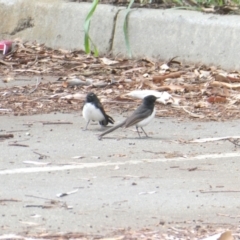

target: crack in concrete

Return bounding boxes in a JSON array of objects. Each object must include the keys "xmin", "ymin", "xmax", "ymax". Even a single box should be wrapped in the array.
[
  {"xmin": 108, "ymin": 9, "xmax": 122, "ymax": 52},
  {"xmin": 10, "ymin": 17, "xmax": 34, "ymax": 35}
]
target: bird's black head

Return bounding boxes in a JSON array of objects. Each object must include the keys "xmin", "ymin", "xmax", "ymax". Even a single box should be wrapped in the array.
[
  {"xmin": 143, "ymin": 95, "xmax": 158, "ymax": 105},
  {"xmin": 86, "ymin": 92, "xmax": 98, "ymax": 103}
]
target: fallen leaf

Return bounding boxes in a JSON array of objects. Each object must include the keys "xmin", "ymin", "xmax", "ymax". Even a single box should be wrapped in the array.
[
  {"xmin": 152, "ymin": 71, "xmax": 184, "ymax": 83},
  {"xmin": 100, "ymin": 57, "xmax": 119, "ymax": 65},
  {"xmin": 2, "ymin": 76, "xmax": 15, "ymax": 83},
  {"xmin": 71, "ymin": 156, "xmax": 84, "ymax": 159},
  {"xmin": 126, "ymin": 90, "xmax": 173, "ymax": 105},
  {"xmin": 207, "ymin": 96, "xmax": 227, "ymax": 104},
  {"xmin": 63, "ymin": 78, "xmax": 92, "ymax": 87},
  {"xmin": 56, "ymin": 189, "xmax": 79, "ymax": 198},
  {"xmin": 227, "ymin": 75, "xmax": 240, "ymax": 83},
  {"xmin": 23, "ymin": 161, "xmax": 50, "ymax": 165},
  {"xmin": 139, "ymin": 191, "xmax": 157, "ymax": 195},
  {"xmin": 215, "ymin": 74, "xmax": 228, "ymax": 83},
  {"xmin": 61, "ymin": 93, "xmax": 85, "ymax": 100},
  {"xmin": 160, "ymin": 63, "xmax": 169, "ymax": 70},
  {"xmin": 191, "ymin": 136, "xmax": 240, "ymax": 143},
  {"xmin": 218, "ymin": 231, "xmax": 234, "ymax": 240}
]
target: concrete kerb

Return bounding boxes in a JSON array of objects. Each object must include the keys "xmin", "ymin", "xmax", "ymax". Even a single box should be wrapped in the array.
[
  {"xmin": 0, "ymin": 0, "xmax": 240, "ymax": 70},
  {"xmin": 0, "ymin": 0, "xmax": 120, "ymax": 53},
  {"xmin": 113, "ymin": 9, "xmax": 240, "ymax": 70}
]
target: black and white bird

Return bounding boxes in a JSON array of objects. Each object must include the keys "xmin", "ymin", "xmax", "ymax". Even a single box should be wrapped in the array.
[
  {"xmin": 98, "ymin": 95, "xmax": 158, "ymax": 139},
  {"xmin": 82, "ymin": 92, "xmax": 114, "ymax": 130}
]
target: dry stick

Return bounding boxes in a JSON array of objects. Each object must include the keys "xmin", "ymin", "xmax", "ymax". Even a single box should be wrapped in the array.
[
  {"xmin": 8, "ymin": 143, "xmax": 29, "ymax": 147},
  {"xmin": 28, "ymin": 77, "xmax": 40, "ymax": 94},
  {"xmin": 27, "ymin": 55, "xmax": 38, "ymax": 66},
  {"xmin": 211, "ymin": 80, "xmax": 240, "ymax": 89},
  {"xmin": 24, "ymin": 204, "xmax": 53, "ymax": 208},
  {"xmin": 0, "ymin": 198, "xmax": 21, "ymax": 202},
  {"xmin": 228, "ymin": 139, "xmax": 240, "ymax": 147},
  {"xmin": 0, "ymin": 134, "xmax": 14, "ymax": 138},
  {"xmin": 7, "ymin": 130, "xmax": 28, "ymax": 133},
  {"xmin": 42, "ymin": 121, "xmax": 73, "ymax": 125},
  {"xmin": 182, "ymin": 106, "xmax": 205, "ymax": 118},
  {"xmin": 0, "ymin": 108, "xmax": 12, "ymax": 112},
  {"xmin": 25, "ymin": 194, "xmax": 61, "ymax": 202},
  {"xmin": 14, "ymin": 69, "xmax": 42, "ymax": 74},
  {"xmin": 0, "ymin": 59, "xmax": 17, "ymax": 66},
  {"xmin": 142, "ymin": 150, "xmax": 165, "ymax": 154},
  {"xmin": 33, "ymin": 151, "xmax": 49, "ymax": 159},
  {"xmin": 200, "ymin": 190, "xmax": 240, "ymax": 193}
]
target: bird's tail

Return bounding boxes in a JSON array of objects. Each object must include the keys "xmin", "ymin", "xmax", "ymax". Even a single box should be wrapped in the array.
[
  {"xmin": 99, "ymin": 114, "xmax": 114, "ymax": 126},
  {"xmin": 98, "ymin": 120, "xmax": 126, "ymax": 140},
  {"xmin": 106, "ymin": 114, "xmax": 114, "ymax": 124}
]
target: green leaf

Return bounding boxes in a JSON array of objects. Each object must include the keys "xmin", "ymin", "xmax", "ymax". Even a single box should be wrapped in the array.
[
  {"xmin": 123, "ymin": 0, "xmax": 134, "ymax": 58},
  {"xmin": 84, "ymin": 0, "xmax": 99, "ymax": 56}
]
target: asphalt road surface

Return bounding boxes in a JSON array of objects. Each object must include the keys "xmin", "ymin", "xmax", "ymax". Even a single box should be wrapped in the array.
[{"xmin": 1, "ymin": 112, "xmax": 240, "ymax": 235}]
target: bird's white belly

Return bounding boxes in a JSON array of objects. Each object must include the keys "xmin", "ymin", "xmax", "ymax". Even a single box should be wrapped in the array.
[
  {"xmin": 82, "ymin": 103, "xmax": 105, "ymax": 122},
  {"xmin": 136, "ymin": 108, "xmax": 156, "ymax": 127}
]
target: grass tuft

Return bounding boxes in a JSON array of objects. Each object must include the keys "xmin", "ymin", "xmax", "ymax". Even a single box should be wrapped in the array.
[
  {"xmin": 123, "ymin": 0, "xmax": 135, "ymax": 58},
  {"xmin": 84, "ymin": 0, "xmax": 99, "ymax": 57}
]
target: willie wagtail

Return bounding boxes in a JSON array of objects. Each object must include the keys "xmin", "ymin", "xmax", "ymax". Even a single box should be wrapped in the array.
[
  {"xmin": 98, "ymin": 95, "xmax": 158, "ymax": 139},
  {"xmin": 82, "ymin": 92, "xmax": 114, "ymax": 130}
]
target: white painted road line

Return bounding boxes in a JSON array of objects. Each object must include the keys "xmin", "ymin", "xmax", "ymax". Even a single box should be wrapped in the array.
[{"xmin": 1, "ymin": 152, "xmax": 240, "ymax": 175}]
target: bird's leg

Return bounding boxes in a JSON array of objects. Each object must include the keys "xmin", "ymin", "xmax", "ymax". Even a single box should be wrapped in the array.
[
  {"xmin": 100, "ymin": 123, "xmax": 106, "ymax": 130},
  {"xmin": 136, "ymin": 126, "xmax": 141, "ymax": 138},
  {"xmin": 83, "ymin": 120, "xmax": 90, "ymax": 131},
  {"xmin": 141, "ymin": 127, "xmax": 149, "ymax": 138}
]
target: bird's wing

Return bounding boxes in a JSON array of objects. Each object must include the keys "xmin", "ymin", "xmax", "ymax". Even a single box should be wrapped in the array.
[
  {"xmin": 124, "ymin": 105, "xmax": 152, "ymax": 128},
  {"xmin": 95, "ymin": 101, "xmax": 114, "ymax": 125},
  {"xmin": 99, "ymin": 114, "xmax": 114, "ymax": 126},
  {"xmin": 95, "ymin": 101, "xmax": 105, "ymax": 114}
]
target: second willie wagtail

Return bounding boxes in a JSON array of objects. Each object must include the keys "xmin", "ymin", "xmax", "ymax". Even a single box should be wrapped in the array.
[
  {"xmin": 98, "ymin": 95, "xmax": 158, "ymax": 139},
  {"xmin": 82, "ymin": 92, "xmax": 114, "ymax": 130}
]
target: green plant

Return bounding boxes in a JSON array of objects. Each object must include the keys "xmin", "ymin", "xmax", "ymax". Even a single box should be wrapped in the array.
[
  {"xmin": 84, "ymin": 0, "xmax": 99, "ymax": 57},
  {"xmin": 84, "ymin": 0, "xmax": 135, "ymax": 58},
  {"xmin": 123, "ymin": 0, "xmax": 134, "ymax": 58}
]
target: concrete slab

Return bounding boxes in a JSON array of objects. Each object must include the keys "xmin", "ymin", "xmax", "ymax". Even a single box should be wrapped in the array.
[{"xmin": 1, "ymin": 112, "xmax": 240, "ymax": 234}]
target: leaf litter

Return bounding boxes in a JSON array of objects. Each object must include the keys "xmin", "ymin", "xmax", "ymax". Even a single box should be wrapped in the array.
[
  {"xmin": 1, "ymin": 41, "xmax": 240, "ymax": 238},
  {"xmin": 0, "ymin": 228, "xmax": 239, "ymax": 240},
  {"xmin": 1, "ymin": 41, "xmax": 240, "ymax": 121}
]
